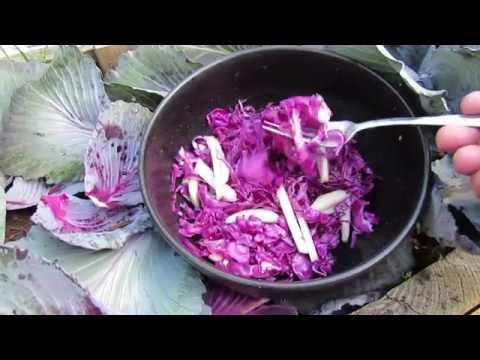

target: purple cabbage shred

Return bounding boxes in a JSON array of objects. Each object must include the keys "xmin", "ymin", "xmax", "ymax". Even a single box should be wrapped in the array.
[{"xmin": 171, "ymin": 95, "xmax": 377, "ymax": 281}]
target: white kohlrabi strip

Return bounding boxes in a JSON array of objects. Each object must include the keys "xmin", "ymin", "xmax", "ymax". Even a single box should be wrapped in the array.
[
  {"xmin": 317, "ymin": 157, "xmax": 329, "ymax": 183},
  {"xmin": 219, "ymin": 185, "xmax": 237, "ymax": 202},
  {"xmin": 312, "ymin": 190, "xmax": 349, "ymax": 212},
  {"xmin": 201, "ymin": 136, "xmax": 238, "ymax": 202},
  {"xmin": 341, "ymin": 206, "xmax": 351, "ymax": 243},
  {"xmin": 291, "ymin": 111, "xmax": 305, "ymax": 150},
  {"xmin": 225, "ymin": 209, "xmax": 279, "ymax": 224},
  {"xmin": 193, "ymin": 159, "xmax": 237, "ymax": 202},
  {"xmin": 322, "ymin": 207, "xmax": 335, "ymax": 215},
  {"xmin": 317, "ymin": 106, "xmax": 332, "ymax": 123},
  {"xmin": 276, "ymin": 185, "xmax": 308, "ymax": 254},
  {"xmin": 194, "ymin": 159, "xmax": 216, "ymax": 187},
  {"xmin": 205, "ymin": 136, "xmax": 231, "ymax": 198},
  {"xmin": 297, "ymin": 215, "xmax": 319, "ymax": 262},
  {"xmin": 188, "ymin": 179, "xmax": 199, "ymax": 208}
]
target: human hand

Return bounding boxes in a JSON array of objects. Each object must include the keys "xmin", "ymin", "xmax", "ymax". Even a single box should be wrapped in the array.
[{"xmin": 436, "ymin": 91, "xmax": 480, "ymax": 196}]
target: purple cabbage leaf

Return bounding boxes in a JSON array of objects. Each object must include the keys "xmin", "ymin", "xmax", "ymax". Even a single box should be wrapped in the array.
[
  {"xmin": 84, "ymin": 101, "xmax": 152, "ymax": 208},
  {"xmin": 31, "ymin": 190, "xmax": 152, "ymax": 251},
  {"xmin": 0, "ymin": 246, "xmax": 103, "ymax": 315},
  {"xmin": 0, "ymin": 46, "xmax": 109, "ymax": 183},
  {"xmin": 8, "ymin": 226, "xmax": 211, "ymax": 315},
  {"xmin": 5, "ymin": 177, "xmax": 48, "ymax": 210}
]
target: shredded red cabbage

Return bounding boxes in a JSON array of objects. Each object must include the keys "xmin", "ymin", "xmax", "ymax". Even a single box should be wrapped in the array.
[{"xmin": 171, "ymin": 95, "xmax": 377, "ymax": 281}]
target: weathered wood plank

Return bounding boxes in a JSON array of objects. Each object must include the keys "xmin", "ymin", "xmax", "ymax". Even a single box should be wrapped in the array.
[
  {"xmin": 352, "ymin": 249, "xmax": 480, "ymax": 315},
  {"xmin": 94, "ymin": 45, "xmax": 136, "ymax": 75},
  {"xmin": 470, "ymin": 308, "xmax": 480, "ymax": 315}
]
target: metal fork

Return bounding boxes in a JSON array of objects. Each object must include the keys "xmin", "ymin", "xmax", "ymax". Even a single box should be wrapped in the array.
[{"xmin": 262, "ymin": 114, "xmax": 480, "ymax": 146}]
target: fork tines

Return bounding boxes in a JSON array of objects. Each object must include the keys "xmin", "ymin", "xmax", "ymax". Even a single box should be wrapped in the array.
[{"xmin": 262, "ymin": 121, "xmax": 315, "ymax": 141}]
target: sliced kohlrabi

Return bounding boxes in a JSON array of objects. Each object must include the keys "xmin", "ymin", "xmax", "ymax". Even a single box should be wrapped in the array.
[
  {"xmin": 341, "ymin": 206, "xmax": 351, "ymax": 243},
  {"xmin": 218, "ymin": 184, "xmax": 238, "ymax": 202},
  {"xmin": 193, "ymin": 158, "xmax": 237, "ymax": 202},
  {"xmin": 311, "ymin": 190, "xmax": 349, "ymax": 212},
  {"xmin": 0, "ymin": 246, "xmax": 103, "ymax": 315},
  {"xmin": 188, "ymin": 179, "xmax": 200, "ymax": 208},
  {"xmin": 31, "ymin": 192, "xmax": 152, "ymax": 250},
  {"xmin": 205, "ymin": 136, "xmax": 230, "ymax": 195},
  {"xmin": 225, "ymin": 209, "xmax": 279, "ymax": 224},
  {"xmin": 276, "ymin": 185, "xmax": 308, "ymax": 254},
  {"xmin": 203, "ymin": 136, "xmax": 237, "ymax": 202},
  {"xmin": 194, "ymin": 159, "xmax": 216, "ymax": 187},
  {"xmin": 5, "ymin": 177, "xmax": 48, "ymax": 210},
  {"xmin": 84, "ymin": 101, "xmax": 152, "ymax": 208},
  {"xmin": 296, "ymin": 215, "xmax": 318, "ymax": 262},
  {"xmin": 10, "ymin": 226, "xmax": 211, "ymax": 315},
  {"xmin": 0, "ymin": 46, "xmax": 109, "ymax": 183},
  {"xmin": 317, "ymin": 157, "xmax": 329, "ymax": 183}
]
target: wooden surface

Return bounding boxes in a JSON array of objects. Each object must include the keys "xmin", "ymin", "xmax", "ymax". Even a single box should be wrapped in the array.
[
  {"xmin": 470, "ymin": 307, "xmax": 480, "ymax": 315},
  {"xmin": 352, "ymin": 249, "xmax": 480, "ymax": 315},
  {"xmin": 94, "ymin": 45, "xmax": 136, "ymax": 74}
]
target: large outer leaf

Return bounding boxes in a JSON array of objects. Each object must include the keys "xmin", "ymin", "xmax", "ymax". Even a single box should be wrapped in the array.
[
  {"xmin": 85, "ymin": 101, "xmax": 152, "ymax": 208},
  {"xmin": 32, "ymin": 192, "xmax": 152, "ymax": 250},
  {"xmin": 11, "ymin": 226, "xmax": 210, "ymax": 315},
  {"xmin": 432, "ymin": 156, "xmax": 480, "ymax": 229},
  {"xmin": 421, "ymin": 156, "xmax": 480, "ymax": 254},
  {"xmin": 5, "ymin": 177, "xmax": 48, "ymax": 210},
  {"xmin": 384, "ymin": 45, "xmax": 432, "ymax": 71},
  {"xmin": 106, "ymin": 46, "xmax": 202, "ymax": 97},
  {"xmin": 104, "ymin": 82, "xmax": 162, "ymax": 112},
  {"xmin": 0, "ymin": 60, "xmax": 48, "ymax": 130},
  {"xmin": 205, "ymin": 283, "xmax": 269, "ymax": 315},
  {"xmin": 0, "ymin": 246, "xmax": 103, "ymax": 315},
  {"xmin": 0, "ymin": 46, "xmax": 109, "ymax": 183},
  {"xmin": 105, "ymin": 45, "xmax": 261, "ymax": 96},
  {"xmin": 326, "ymin": 45, "xmax": 397, "ymax": 73},
  {"xmin": 419, "ymin": 46, "xmax": 480, "ymax": 113},
  {"xmin": 422, "ymin": 185, "xmax": 461, "ymax": 247},
  {"xmin": 176, "ymin": 45, "xmax": 259, "ymax": 66},
  {"xmin": 326, "ymin": 45, "xmax": 448, "ymax": 115}
]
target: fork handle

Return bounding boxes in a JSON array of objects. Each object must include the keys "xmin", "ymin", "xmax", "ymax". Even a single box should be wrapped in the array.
[{"xmin": 360, "ymin": 114, "xmax": 480, "ymax": 130}]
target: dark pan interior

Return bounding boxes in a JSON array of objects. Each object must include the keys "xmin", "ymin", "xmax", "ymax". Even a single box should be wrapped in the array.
[{"xmin": 141, "ymin": 47, "xmax": 429, "ymax": 298}]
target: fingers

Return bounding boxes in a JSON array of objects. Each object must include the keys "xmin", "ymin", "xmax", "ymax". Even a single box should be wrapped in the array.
[
  {"xmin": 436, "ymin": 125, "xmax": 480, "ymax": 153},
  {"xmin": 453, "ymin": 145, "xmax": 480, "ymax": 175},
  {"xmin": 435, "ymin": 92, "xmax": 480, "ymax": 153},
  {"xmin": 460, "ymin": 91, "xmax": 480, "ymax": 115},
  {"xmin": 436, "ymin": 91, "xmax": 480, "ymax": 197}
]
